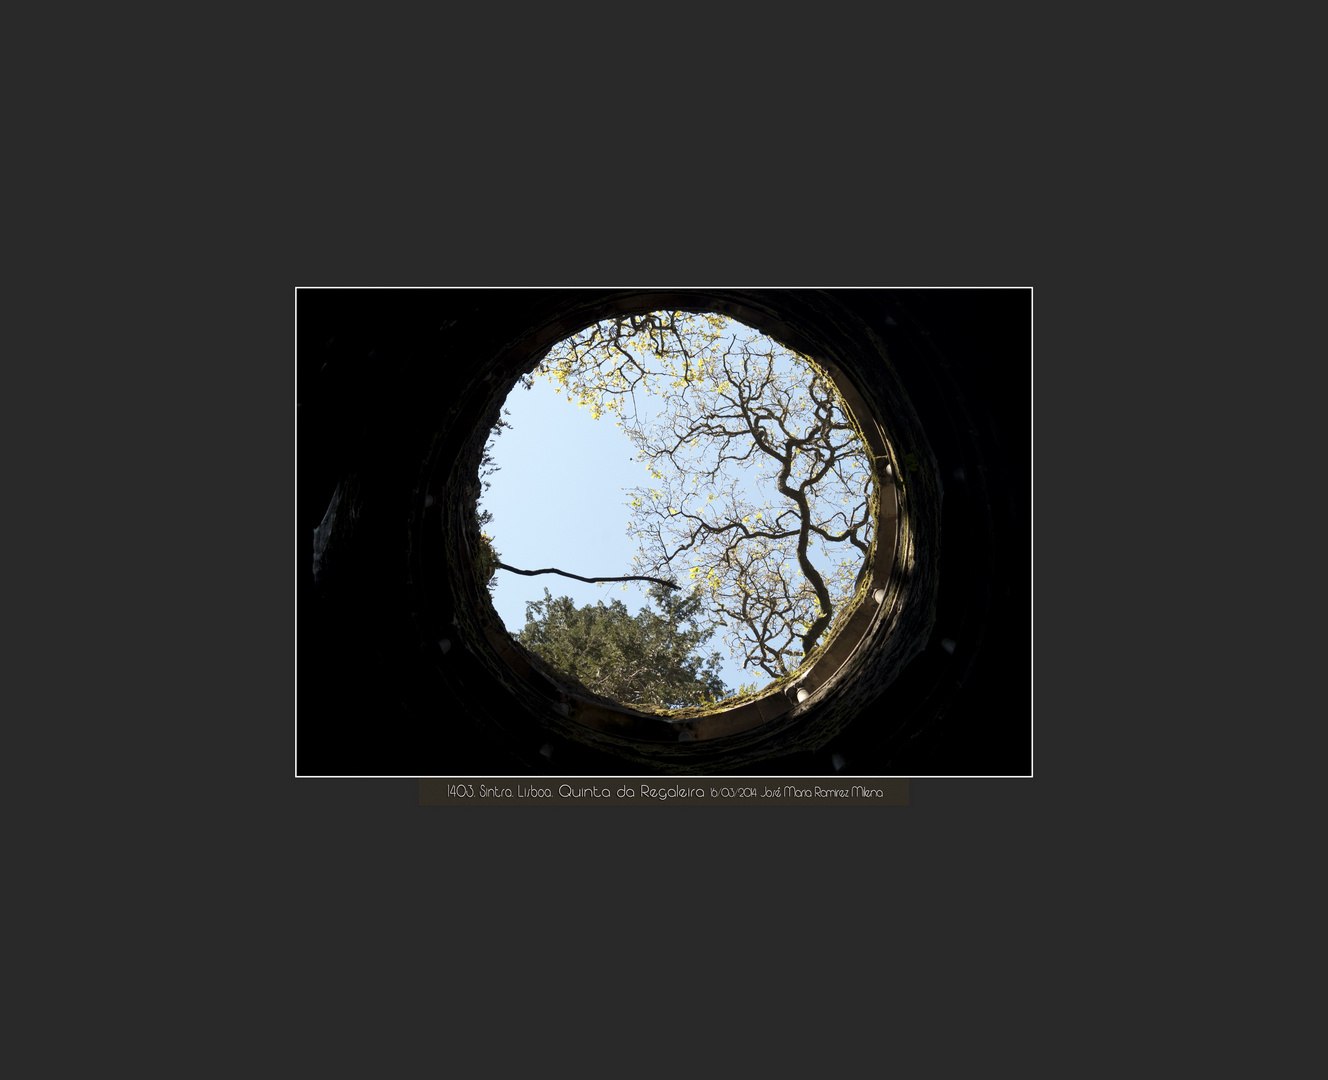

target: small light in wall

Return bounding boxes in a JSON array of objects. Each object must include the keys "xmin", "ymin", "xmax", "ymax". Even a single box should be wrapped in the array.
[
  {"xmin": 423, "ymin": 493, "xmax": 435, "ymax": 508},
  {"xmin": 953, "ymin": 466, "xmax": 965, "ymax": 481},
  {"xmin": 941, "ymin": 637, "xmax": 956, "ymax": 654},
  {"xmin": 797, "ymin": 687, "xmax": 811, "ymax": 703},
  {"xmin": 884, "ymin": 462, "xmax": 894, "ymax": 476},
  {"xmin": 539, "ymin": 743, "xmax": 554, "ymax": 759},
  {"xmin": 831, "ymin": 753, "xmax": 846, "ymax": 772},
  {"xmin": 438, "ymin": 638, "xmax": 451, "ymax": 654},
  {"xmin": 873, "ymin": 588, "xmax": 887, "ymax": 604},
  {"xmin": 677, "ymin": 729, "xmax": 694, "ymax": 742},
  {"xmin": 552, "ymin": 702, "xmax": 569, "ymax": 718}
]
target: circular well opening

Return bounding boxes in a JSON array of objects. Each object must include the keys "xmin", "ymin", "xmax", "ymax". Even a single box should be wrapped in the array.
[{"xmin": 426, "ymin": 292, "xmax": 931, "ymax": 773}]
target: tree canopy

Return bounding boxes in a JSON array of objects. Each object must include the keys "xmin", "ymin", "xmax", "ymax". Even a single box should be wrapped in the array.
[
  {"xmin": 520, "ymin": 311, "xmax": 876, "ymax": 681},
  {"xmin": 516, "ymin": 584, "xmax": 729, "ymax": 707}
]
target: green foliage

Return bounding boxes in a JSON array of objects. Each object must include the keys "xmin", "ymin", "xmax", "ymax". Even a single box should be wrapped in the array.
[
  {"xmin": 474, "ymin": 409, "xmax": 511, "ymax": 592},
  {"xmin": 516, "ymin": 583, "xmax": 730, "ymax": 707},
  {"xmin": 476, "ymin": 408, "xmax": 512, "ymax": 532},
  {"xmin": 475, "ymin": 530, "xmax": 501, "ymax": 592}
]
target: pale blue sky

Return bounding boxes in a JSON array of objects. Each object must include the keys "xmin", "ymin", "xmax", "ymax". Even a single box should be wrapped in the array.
[
  {"xmin": 478, "ymin": 318, "xmax": 868, "ymax": 697},
  {"xmin": 479, "ymin": 369, "xmax": 758, "ymax": 679}
]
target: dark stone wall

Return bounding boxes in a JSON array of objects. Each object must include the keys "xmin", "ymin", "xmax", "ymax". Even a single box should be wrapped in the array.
[{"xmin": 297, "ymin": 289, "xmax": 1031, "ymax": 776}]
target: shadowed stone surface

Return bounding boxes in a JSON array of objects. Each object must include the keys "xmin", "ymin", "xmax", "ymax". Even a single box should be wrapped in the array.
[{"xmin": 297, "ymin": 289, "xmax": 1030, "ymax": 776}]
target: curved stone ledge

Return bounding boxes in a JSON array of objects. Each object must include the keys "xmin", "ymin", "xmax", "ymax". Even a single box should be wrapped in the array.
[
  {"xmin": 299, "ymin": 287, "xmax": 1029, "ymax": 776},
  {"xmin": 418, "ymin": 291, "xmax": 940, "ymax": 772}
]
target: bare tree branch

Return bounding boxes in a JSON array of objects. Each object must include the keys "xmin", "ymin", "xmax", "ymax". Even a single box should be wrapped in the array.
[
  {"xmin": 496, "ymin": 561, "xmax": 679, "ymax": 591},
  {"xmin": 517, "ymin": 311, "xmax": 874, "ymax": 682}
]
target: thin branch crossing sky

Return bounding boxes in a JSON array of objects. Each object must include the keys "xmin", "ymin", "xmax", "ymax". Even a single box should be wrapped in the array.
[{"xmin": 478, "ymin": 317, "xmax": 868, "ymax": 696}]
